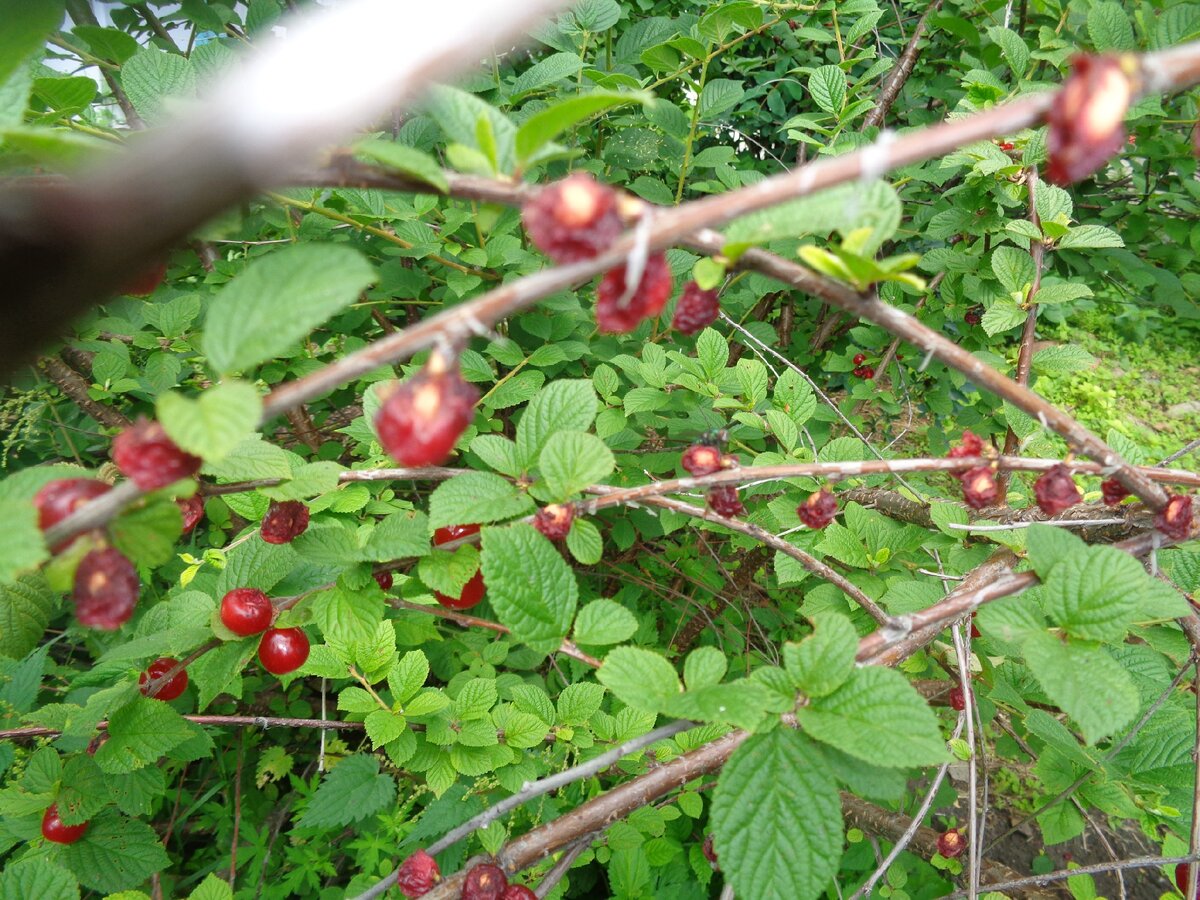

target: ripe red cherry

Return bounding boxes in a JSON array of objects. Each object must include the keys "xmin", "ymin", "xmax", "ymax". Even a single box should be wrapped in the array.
[
  {"xmin": 1033, "ymin": 464, "xmax": 1081, "ymax": 516},
  {"xmin": 220, "ymin": 588, "xmax": 274, "ymax": 636},
  {"xmin": 139, "ymin": 656, "xmax": 188, "ymax": 701},
  {"xmin": 706, "ymin": 485, "xmax": 745, "ymax": 518},
  {"xmin": 671, "ymin": 281, "xmax": 721, "ymax": 335},
  {"xmin": 42, "ymin": 804, "xmax": 88, "ymax": 844},
  {"xmin": 374, "ymin": 571, "xmax": 394, "ymax": 592},
  {"xmin": 258, "ymin": 628, "xmax": 310, "ymax": 675},
  {"xmin": 595, "ymin": 252, "xmax": 673, "ymax": 332},
  {"xmin": 859, "ymin": 366, "xmax": 875, "ymax": 379},
  {"xmin": 112, "ymin": 419, "xmax": 202, "ymax": 491},
  {"xmin": 1176, "ymin": 863, "xmax": 1197, "ymax": 898},
  {"xmin": 798, "ymin": 489, "xmax": 838, "ymax": 529},
  {"xmin": 375, "ymin": 357, "xmax": 479, "ymax": 467},
  {"xmin": 34, "ymin": 478, "xmax": 112, "ymax": 552},
  {"xmin": 177, "ymin": 495, "xmax": 204, "ymax": 534},
  {"xmin": 852, "ymin": 353, "xmax": 866, "ymax": 366},
  {"xmin": 937, "ymin": 829, "xmax": 966, "ymax": 858},
  {"xmin": 433, "ymin": 524, "xmax": 485, "ymax": 610},
  {"xmin": 118, "ymin": 260, "xmax": 168, "ymax": 297},
  {"xmin": 462, "ymin": 863, "xmax": 507, "ymax": 900},
  {"xmin": 397, "ymin": 849, "xmax": 441, "ymax": 898},
  {"xmin": 1100, "ymin": 477, "xmax": 1130, "ymax": 506},
  {"xmin": 1046, "ymin": 54, "xmax": 1131, "ymax": 185},
  {"xmin": 681, "ymin": 443, "xmax": 724, "ymax": 476},
  {"xmin": 501, "ymin": 886, "xmax": 536, "ymax": 900},
  {"xmin": 260, "ymin": 500, "xmax": 310, "ymax": 544},
  {"xmin": 948, "ymin": 686, "xmax": 966, "ymax": 711},
  {"xmin": 998, "ymin": 141, "xmax": 1015, "ymax": 151},
  {"xmin": 73, "ymin": 547, "xmax": 138, "ymax": 630},
  {"xmin": 1156, "ymin": 494, "xmax": 1194, "ymax": 542},
  {"xmin": 521, "ymin": 173, "xmax": 623, "ymax": 263},
  {"xmin": 533, "ymin": 504, "xmax": 574, "ymax": 541},
  {"xmin": 961, "ymin": 466, "xmax": 999, "ymax": 510}
]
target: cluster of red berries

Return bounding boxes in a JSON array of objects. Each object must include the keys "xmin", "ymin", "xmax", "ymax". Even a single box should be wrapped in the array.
[
  {"xmin": 680, "ymin": 441, "xmax": 746, "ymax": 518},
  {"xmin": 1046, "ymin": 54, "xmax": 1132, "ymax": 186},
  {"xmin": 533, "ymin": 503, "xmax": 574, "ymax": 541},
  {"xmin": 375, "ymin": 353, "xmax": 480, "ymax": 468},
  {"xmin": 946, "ymin": 432, "xmax": 999, "ymax": 510},
  {"xmin": 396, "ymin": 852, "xmax": 534, "ymax": 899},
  {"xmin": 220, "ymin": 587, "xmax": 310, "ymax": 675},
  {"xmin": 850, "ymin": 353, "xmax": 874, "ymax": 379},
  {"xmin": 798, "ymin": 488, "xmax": 838, "ymax": 529},
  {"xmin": 261, "ymin": 499, "xmax": 310, "ymax": 544}
]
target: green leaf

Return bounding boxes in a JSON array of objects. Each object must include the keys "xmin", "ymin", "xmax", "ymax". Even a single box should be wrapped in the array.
[
  {"xmin": 312, "ymin": 585, "xmax": 383, "ymax": 644},
  {"xmin": 784, "ymin": 613, "xmax": 856, "ymax": 698},
  {"xmin": 0, "ymin": 575, "xmax": 57, "ymax": 659},
  {"xmin": 110, "ymin": 500, "xmax": 183, "ymax": 569},
  {"xmin": 538, "ymin": 431, "xmax": 615, "ymax": 499},
  {"xmin": 987, "ymin": 27, "xmax": 1030, "ymax": 77},
  {"xmin": 808, "ymin": 65, "xmax": 846, "ymax": 115},
  {"xmin": 711, "ymin": 730, "xmax": 842, "ymax": 900},
  {"xmin": 697, "ymin": 78, "xmax": 745, "ymax": 118},
  {"xmin": 512, "ymin": 52, "xmax": 582, "ymax": 95},
  {"xmin": 203, "ymin": 244, "xmax": 376, "ymax": 375},
  {"xmin": 119, "ymin": 48, "xmax": 195, "ymax": 124},
  {"xmin": 60, "ymin": 810, "xmax": 169, "ymax": 894},
  {"xmin": 1087, "ymin": 1, "xmax": 1136, "ymax": 50},
  {"xmin": 597, "ymin": 646, "xmax": 682, "ymax": 711},
  {"xmin": 354, "ymin": 139, "xmax": 448, "ymax": 192},
  {"xmin": 418, "ymin": 545, "xmax": 480, "ymax": 596},
  {"xmin": 94, "ymin": 697, "xmax": 194, "ymax": 774},
  {"xmin": 1025, "ymin": 524, "xmax": 1086, "ymax": 579},
  {"xmin": 1033, "ymin": 282, "xmax": 1093, "ymax": 306},
  {"xmin": 1023, "ymin": 631, "xmax": 1138, "ymax": 744},
  {"xmin": 1032, "ymin": 345, "xmax": 1097, "ymax": 375},
  {"xmin": 425, "ymin": 84, "xmax": 516, "ymax": 172},
  {"xmin": 1046, "ymin": 545, "xmax": 1184, "ymax": 640},
  {"xmin": 574, "ymin": 598, "xmax": 638, "ymax": 645},
  {"xmin": 260, "ymin": 462, "xmax": 343, "ymax": 502},
  {"xmin": 556, "ymin": 682, "xmax": 605, "ymax": 725},
  {"xmin": 428, "ymin": 471, "xmax": 535, "ymax": 528},
  {"xmin": 0, "ymin": 859, "xmax": 78, "ymax": 900},
  {"xmin": 0, "ymin": 1, "xmax": 62, "ymax": 87},
  {"xmin": 515, "ymin": 380, "xmax": 598, "ymax": 467},
  {"xmin": 295, "ymin": 754, "xmax": 396, "ymax": 830},
  {"xmin": 724, "ymin": 181, "xmax": 900, "ymax": 252},
  {"xmin": 565, "ymin": 516, "xmax": 603, "ymax": 565},
  {"xmin": 480, "ymin": 523, "xmax": 578, "ymax": 650},
  {"xmin": 991, "ymin": 246, "xmax": 1035, "ymax": 293},
  {"xmin": 571, "ymin": 0, "xmax": 620, "ymax": 31},
  {"xmin": 201, "ymin": 437, "xmax": 291, "ymax": 482},
  {"xmin": 797, "ymin": 667, "xmax": 949, "ymax": 767},
  {"xmin": 981, "ymin": 298, "xmax": 1027, "ymax": 335},
  {"xmin": 1056, "ymin": 225, "xmax": 1124, "ymax": 250},
  {"xmin": 362, "ymin": 510, "xmax": 430, "ymax": 562},
  {"xmin": 157, "ymin": 380, "xmax": 262, "ymax": 463},
  {"xmin": 188, "ymin": 874, "xmax": 234, "ymax": 900},
  {"xmin": 0, "ymin": 497, "xmax": 47, "ymax": 584}
]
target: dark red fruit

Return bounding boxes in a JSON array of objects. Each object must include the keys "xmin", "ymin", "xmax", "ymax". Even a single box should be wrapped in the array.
[
  {"xmin": 533, "ymin": 503, "xmax": 574, "ymax": 540},
  {"xmin": 73, "ymin": 547, "xmax": 138, "ymax": 630},
  {"xmin": 374, "ymin": 571, "xmax": 394, "ymax": 592},
  {"xmin": 681, "ymin": 443, "xmax": 725, "ymax": 476},
  {"xmin": 396, "ymin": 849, "xmax": 440, "ymax": 898},
  {"xmin": 500, "ymin": 886, "xmax": 536, "ymax": 900},
  {"xmin": 220, "ymin": 588, "xmax": 274, "ymax": 636},
  {"xmin": 595, "ymin": 252, "xmax": 673, "ymax": 333},
  {"xmin": 702, "ymin": 833, "xmax": 718, "ymax": 868},
  {"xmin": 260, "ymin": 500, "xmax": 310, "ymax": 544},
  {"xmin": 1177, "ymin": 862, "xmax": 1197, "ymax": 898},
  {"xmin": 34, "ymin": 478, "xmax": 111, "ymax": 552},
  {"xmin": 671, "ymin": 281, "xmax": 721, "ymax": 335},
  {"xmin": 706, "ymin": 485, "xmax": 745, "ymax": 518},
  {"xmin": 852, "ymin": 366, "xmax": 866, "ymax": 378},
  {"xmin": 462, "ymin": 863, "xmax": 507, "ymax": 900},
  {"xmin": 998, "ymin": 141, "xmax": 1015, "ymax": 151},
  {"xmin": 177, "ymin": 495, "xmax": 204, "ymax": 533},
  {"xmin": 961, "ymin": 466, "xmax": 999, "ymax": 510},
  {"xmin": 1156, "ymin": 494, "xmax": 1194, "ymax": 542},
  {"xmin": 798, "ymin": 489, "xmax": 838, "ymax": 529},
  {"xmin": 433, "ymin": 524, "xmax": 485, "ymax": 610},
  {"xmin": 971, "ymin": 615, "xmax": 981, "ymax": 640},
  {"xmin": 947, "ymin": 431, "xmax": 984, "ymax": 463},
  {"xmin": 964, "ymin": 308, "xmax": 982, "ymax": 326},
  {"xmin": 118, "ymin": 260, "xmax": 167, "ymax": 297},
  {"xmin": 948, "ymin": 686, "xmax": 966, "ymax": 711},
  {"xmin": 112, "ymin": 419, "xmax": 201, "ymax": 491},
  {"xmin": 139, "ymin": 656, "xmax": 188, "ymax": 701},
  {"xmin": 258, "ymin": 627, "xmax": 310, "ymax": 675},
  {"xmin": 853, "ymin": 353, "xmax": 866, "ymax": 366},
  {"xmin": 860, "ymin": 366, "xmax": 875, "ymax": 379},
  {"xmin": 1033, "ymin": 464, "xmax": 1081, "ymax": 516},
  {"xmin": 937, "ymin": 829, "xmax": 966, "ymax": 859},
  {"xmin": 41, "ymin": 804, "xmax": 87, "ymax": 844},
  {"xmin": 521, "ymin": 173, "xmax": 623, "ymax": 263},
  {"xmin": 1100, "ymin": 478, "xmax": 1131, "ymax": 506},
  {"xmin": 375, "ymin": 357, "xmax": 479, "ymax": 467},
  {"xmin": 1046, "ymin": 55, "xmax": 1131, "ymax": 186}
]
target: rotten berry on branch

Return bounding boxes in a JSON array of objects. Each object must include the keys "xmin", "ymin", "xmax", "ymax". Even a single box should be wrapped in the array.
[
  {"xmin": 706, "ymin": 484, "xmax": 746, "ymax": 518},
  {"xmin": 595, "ymin": 252, "xmax": 673, "ymax": 333},
  {"xmin": 1033, "ymin": 464, "xmax": 1081, "ymax": 516},
  {"xmin": 681, "ymin": 443, "xmax": 725, "ymax": 476},
  {"xmin": 937, "ymin": 829, "xmax": 966, "ymax": 859},
  {"xmin": 260, "ymin": 499, "xmax": 310, "ymax": 544},
  {"xmin": 798, "ymin": 488, "xmax": 838, "ymax": 529},
  {"xmin": 533, "ymin": 503, "xmax": 574, "ymax": 540},
  {"xmin": 1155, "ymin": 494, "xmax": 1193, "ymax": 541},
  {"xmin": 1100, "ymin": 477, "xmax": 1131, "ymax": 506},
  {"xmin": 396, "ymin": 849, "xmax": 440, "ymax": 898},
  {"xmin": 112, "ymin": 419, "xmax": 202, "ymax": 491},
  {"xmin": 671, "ymin": 281, "xmax": 721, "ymax": 335},
  {"xmin": 375, "ymin": 355, "xmax": 479, "ymax": 467},
  {"xmin": 521, "ymin": 173, "xmax": 623, "ymax": 263},
  {"xmin": 34, "ymin": 478, "xmax": 112, "ymax": 552},
  {"xmin": 461, "ymin": 863, "xmax": 508, "ymax": 900},
  {"xmin": 139, "ymin": 656, "xmax": 188, "ymax": 701},
  {"xmin": 961, "ymin": 466, "xmax": 999, "ymax": 510},
  {"xmin": 73, "ymin": 547, "xmax": 139, "ymax": 630},
  {"xmin": 1046, "ymin": 54, "xmax": 1133, "ymax": 185}
]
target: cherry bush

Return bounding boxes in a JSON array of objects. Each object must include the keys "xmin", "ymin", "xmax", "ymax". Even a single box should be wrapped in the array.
[{"xmin": 1, "ymin": 1, "xmax": 1199, "ymax": 899}]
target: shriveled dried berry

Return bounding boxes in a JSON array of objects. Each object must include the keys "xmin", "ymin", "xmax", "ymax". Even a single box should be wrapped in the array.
[
  {"xmin": 798, "ymin": 489, "xmax": 838, "ymax": 529},
  {"xmin": 396, "ymin": 849, "xmax": 440, "ymax": 898},
  {"xmin": 220, "ymin": 587, "xmax": 274, "ymax": 636},
  {"xmin": 258, "ymin": 627, "xmax": 310, "ymax": 675},
  {"xmin": 177, "ymin": 495, "xmax": 204, "ymax": 534},
  {"xmin": 521, "ymin": 173, "xmax": 623, "ymax": 263},
  {"xmin": 34, "ymin": 478, "xmax": 111, "ymax": 552},
  {"xmin": 500, "ymin": 885, "xmax": 537, "ymax": 900},
  {"xmin": 595, "ymin": 252, "xmax": 673, "ymax": 333},
  {"xmin": 1156, "ymin": 494, "xmax": 1194, "ymax": 542},
  {"xmin": 1033, "ymin": 464, "xmax": 1081, "ymax": 516},
  {"xmin": 706, "ymin": 485, "xmax": 745, "ymax": 518},
  {"xmin": 852, "ymin": 353, "xmax": 866, "ymax": 365},
  {"xmin": 964, "ymin": 308, "xmax": 982, "ymax": 326},
  {"xmin": 434, "ymin": 524, "xmax": 486, "ymax": 610},
  {"xmin": 1100, "ymin": 477, "xmax": 1131, "ymax": 506},
  {"xmin": 533, "ymin": 503, "xmax": 574, "ymax": 540},
  {"xmin": 112, "ymin": 419, "xmax": 201, "ymax": 490},
  {"xmin": 671, "ymin": 281, "xmax": 720, "ymax": 335},
  {"xmin": 73, "ymin": 547, "xmax": 138, "ymax": 630},
  {"xmin": 260, "ymin": 500, "xmax": 310, "ymax": 544},
  {"xmin": 961, "ymin": 466, "xmax": 999, "ymax": 510},
  {"xmin": 681, "ymin": 443, "xmax": 724, "ymax": 476},
  {"xmin": 374, "ymin": 571, "xmax": 394, "ymax": 592},
  {"xmin": 462, "ymin": 863, "xmax": 507, "ymax": 900},
  {"xmin": 937, "ymin": 829, "xmax": 966, "ymax": 859},
  {"xmin": 702, "ymin": 833, "xmax": 719, "ymax": 868},
  {"xmin": 42, "ymin": 804, "xmax": 88, "ymax": 844},
  {"xmin": 948, "ymin": 686, "xmax": 965, "ymax": 711},
  {"xmin": 139, "ymin": 656, "xmax": 188, "ymax": 701},
  {"xmin": 1046, "ymin": 54, "xmax": 1132, "ymax": 185},
  {"xmin": 375, "ymin": 357, "xmax": 479, "ymax": 467},
  {"xmin": 948, "ymin": 431, "xmax": 984, "ymax": 460}
]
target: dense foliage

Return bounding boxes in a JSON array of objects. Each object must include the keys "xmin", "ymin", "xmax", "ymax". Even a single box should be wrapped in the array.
[{"xmin": 1, "ymin": 1, "xmax": 1199, "ymax": 899}]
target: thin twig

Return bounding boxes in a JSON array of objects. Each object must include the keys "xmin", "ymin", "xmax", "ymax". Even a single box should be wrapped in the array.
[
  {"xmin": 863, "ymin": 0, "xmax": 945, "ymax": 129},
  {"xmin": 943, "ymin": 854, "xmax": 1200, "ymax": 898}
]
